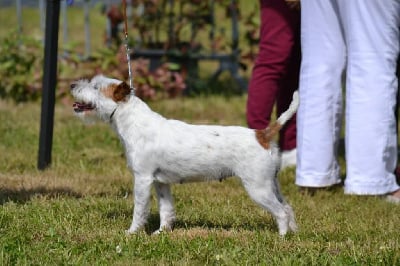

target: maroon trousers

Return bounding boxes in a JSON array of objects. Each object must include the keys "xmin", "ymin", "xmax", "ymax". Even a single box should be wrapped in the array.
[{"xmin": 246, "ymin": 0, "xmax": 300, "ymax": 151}]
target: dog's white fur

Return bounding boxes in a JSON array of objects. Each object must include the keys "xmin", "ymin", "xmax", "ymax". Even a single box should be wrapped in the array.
[{"xmin": 71, "ymin": 75, "xmax": 299, "ymax": 235}]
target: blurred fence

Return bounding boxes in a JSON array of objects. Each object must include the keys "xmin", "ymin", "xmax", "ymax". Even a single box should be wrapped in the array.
[
  {"xmin": 14, "ymin": 0, "xmax": 94, "ymax": 58},
  {"xmin": 10, "ymin": 0, "xmax": 255, "ymax": 92}
]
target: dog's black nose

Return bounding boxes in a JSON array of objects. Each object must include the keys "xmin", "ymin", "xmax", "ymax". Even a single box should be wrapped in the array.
[{"xmin": 70, "ymin": 83, "xmax": 76, "ymax": 90}]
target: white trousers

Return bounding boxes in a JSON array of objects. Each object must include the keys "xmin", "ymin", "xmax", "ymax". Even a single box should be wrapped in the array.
[{"xmin": 296, "ymin": 0, "xmax": 400, "ymax": 195}]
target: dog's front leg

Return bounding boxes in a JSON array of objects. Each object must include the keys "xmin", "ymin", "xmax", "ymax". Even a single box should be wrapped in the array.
[
  {"xmin": 153, "ymin": 182, "xmax": 176, "ymax": 234},
  {"xmin": 126, "ymin": 175, "xmax": 153, "ymax": 234}
]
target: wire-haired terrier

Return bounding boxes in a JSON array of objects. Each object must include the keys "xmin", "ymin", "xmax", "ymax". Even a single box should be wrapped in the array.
[{"xmin": 70, "ymin": 75, "xmax": 298, "ymax": 235}]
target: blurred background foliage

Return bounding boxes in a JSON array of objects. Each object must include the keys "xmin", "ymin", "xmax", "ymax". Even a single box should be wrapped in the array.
[{"xmin": 0, "ymin": 0, "xmax": 261, "ymax": 103}]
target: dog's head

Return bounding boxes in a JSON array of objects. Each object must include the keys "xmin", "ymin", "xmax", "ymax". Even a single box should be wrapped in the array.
[{"xmin": 70, "ymin": 75, "xmax": 131, "ymax": 122}]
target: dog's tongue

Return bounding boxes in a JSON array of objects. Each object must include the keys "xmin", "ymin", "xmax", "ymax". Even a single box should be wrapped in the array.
[{"xmin": 73, "ymin": 102, "xmax": 94, "ymax": 112}]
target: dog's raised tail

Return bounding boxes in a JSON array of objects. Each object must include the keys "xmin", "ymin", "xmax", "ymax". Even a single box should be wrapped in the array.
[
  {"xmin": 255, "ymin": 91, "xmax": 299, "ymax": 149},
  {"xmin": 276, "ymin": 90, "xmax": 299, "ymax": 126}
]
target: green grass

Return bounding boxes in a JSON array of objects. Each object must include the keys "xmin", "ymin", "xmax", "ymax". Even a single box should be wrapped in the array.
[{"xmin": 1, "ymin": 97, "xmax": 400, "ymax": 265}]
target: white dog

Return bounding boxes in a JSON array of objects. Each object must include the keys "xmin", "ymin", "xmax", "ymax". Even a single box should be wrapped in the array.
[{"xmin": 70, "ymin": 75, "xmax": 299, "ymax": 235}]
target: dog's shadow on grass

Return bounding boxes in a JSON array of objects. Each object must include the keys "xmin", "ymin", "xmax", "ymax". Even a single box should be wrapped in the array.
[
  {"xmin": 0, "ymin": 187, "xmax": 82, "ymax": 205},
  {"xmin": 143, "ymin": 213, "xmax": 275, "ymax": 233},
  {"xmin": 106, "ymin": 210, "xmax": 274, "ymax": 233}
]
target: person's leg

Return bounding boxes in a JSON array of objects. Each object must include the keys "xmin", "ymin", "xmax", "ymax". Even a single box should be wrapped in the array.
[
  {"xmin": 295, "ymin": 0, "xmax": 345, "ymax": 187},
  {"xmin": 277, "ymin": 3, "xmax": 300, "ymax": 152},
  {"xmin": 342, "ymin": 0, "xmax": 400, "ymax": 195},
  {"xmin": 246, "ymin": 0, "xmax": 299, "ymax": 131}
]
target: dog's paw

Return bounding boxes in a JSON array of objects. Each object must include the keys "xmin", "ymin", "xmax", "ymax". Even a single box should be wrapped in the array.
[
  {"xmin": 289, "ymin": 220, "xmax": 298, "ymax": 233},
  {"xmin": 152, "ymin": 225, "xmax": 173, "ymax": 235},
  {"xmin": 152, "ymin": 229, "xmax": 164, "ymax": 235},
  {"xmin": 125, "ymin": 229, "xmax": 135, "ymax": 235},
  {"xmin": 125, "ymin": 227, "xmax": 140, "ymax": 235},
  {"xmin": 278, "ymin": 229, "xmax": 288, "ymax": 237}
]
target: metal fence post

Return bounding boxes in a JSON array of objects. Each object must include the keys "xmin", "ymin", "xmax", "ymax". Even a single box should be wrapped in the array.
[
  {"xmin": 39, "ymin": 0, "xmax": 46, "ymax": 41},
  {"xmin": 16, "ymin": 0, "xmax": 22, "ymax": 35},
  {"xmin": 84, "ymin": 0, "xmax": 91, "ymax": 58},
  {"xmin": 61, "ymin": 0, "xmax": 69, "ymax": 56},
  {"xmin": 38, "ymin": 0, "xmax": 61, "ymax": 170}
]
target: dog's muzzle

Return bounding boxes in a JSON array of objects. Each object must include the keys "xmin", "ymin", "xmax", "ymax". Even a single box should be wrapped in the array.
[
  {"xmin": 70, "ymin": 83, "xmax": 95, "ymax": 113},
  {"xmin": 73, "ymin": 102, "xmax": 95, "ymax": 113}
]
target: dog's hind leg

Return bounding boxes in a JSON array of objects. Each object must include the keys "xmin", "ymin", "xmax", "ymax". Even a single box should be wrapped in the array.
[
  {"xmin": 153, "ymin": 182, "xmax": 176, "ymax": 234},
  {"xmin": 242, "ymin": 178, "xmax": 295, "ymax": 236},
  {"xmin": 272, "ymin": 177, "xmax": 298, "ymax": 232},
  {"xmin": 126, "ymin": 175, "xmax": 153, "ymax": 234}
]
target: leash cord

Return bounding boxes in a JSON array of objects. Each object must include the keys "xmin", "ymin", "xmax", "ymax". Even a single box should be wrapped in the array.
[{"xmin": 122, "ymin": 0, "xmax": 135, "ymax": 95}]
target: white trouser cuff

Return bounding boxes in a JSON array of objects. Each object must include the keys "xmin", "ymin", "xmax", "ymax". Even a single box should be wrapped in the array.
[
  {"xmin": 296, "ymin": 170, "xmax": 342, "ymax": 188},
  {"xmin": 344, "ymin": 176, "xmax": 400, "ymax": 195}
]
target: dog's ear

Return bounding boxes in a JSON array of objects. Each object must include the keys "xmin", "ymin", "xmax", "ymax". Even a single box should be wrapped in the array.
[{"xmin": 113, "ymin": 82, "xmax": 131, "ymax": 102}]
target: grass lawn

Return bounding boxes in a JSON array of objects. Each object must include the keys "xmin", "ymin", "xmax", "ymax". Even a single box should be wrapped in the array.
[{"xmin": 1, "ymin": 97, "xmax": 400, "ymax": 265}]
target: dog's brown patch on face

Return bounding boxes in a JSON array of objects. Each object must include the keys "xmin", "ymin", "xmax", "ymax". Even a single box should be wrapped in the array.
[
  {"xmin": 102, "ymin": 82, "xmax": 131, "ymax": 102},
  {"xmin": 255, "ymin": 123, "xmax": 282, "ymax": 149}
]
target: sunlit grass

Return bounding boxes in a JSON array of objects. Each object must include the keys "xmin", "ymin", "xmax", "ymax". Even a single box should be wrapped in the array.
[{"xmin": 1, "ymin": 97, "xmax": 400, "ymax": 265}]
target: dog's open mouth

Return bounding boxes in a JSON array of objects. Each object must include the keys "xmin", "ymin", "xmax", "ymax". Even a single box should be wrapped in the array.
[{"xmin": 73, "ymin": 102, "xmax": 95, "ymax": 113}]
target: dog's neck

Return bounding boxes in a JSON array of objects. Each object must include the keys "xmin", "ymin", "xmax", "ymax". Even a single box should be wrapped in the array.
[
  {"xmin": 109, "ymin": 94, "xmax": 134, "ymax": 123},
  {"xmin": 108, "ymin": 96, "xmax": 149, "ymax": 127},
  {"xmin": 109, "ymin": 107, "xmax": 118, "ymax": 123},
  {"xmin": 109, "ymin": 97, "xmax": 165, "ymax": 136}
]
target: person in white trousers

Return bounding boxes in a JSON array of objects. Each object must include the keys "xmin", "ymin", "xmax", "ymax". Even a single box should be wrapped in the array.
[{"xmin": 296, "ymin": 0, "xmax": 400, "ymax": 202}]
